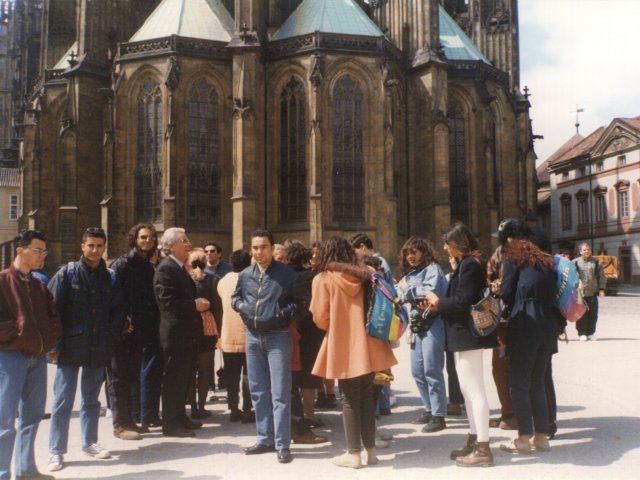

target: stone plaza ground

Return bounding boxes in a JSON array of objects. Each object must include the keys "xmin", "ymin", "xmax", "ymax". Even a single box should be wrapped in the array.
[{"xmin": 27, "ymin": 286, "xmax": 640, "ymax": 480}]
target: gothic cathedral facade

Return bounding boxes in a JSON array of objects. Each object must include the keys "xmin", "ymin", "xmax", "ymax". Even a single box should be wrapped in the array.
[{"xmin": 20, "ymin": 0, "xmax": 537, "ymax": 270}]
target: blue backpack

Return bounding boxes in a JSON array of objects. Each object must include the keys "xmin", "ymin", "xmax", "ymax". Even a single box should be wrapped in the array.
[{"xmin": 365, "ymin": 272, "xmax": 409, "ymax": 341}]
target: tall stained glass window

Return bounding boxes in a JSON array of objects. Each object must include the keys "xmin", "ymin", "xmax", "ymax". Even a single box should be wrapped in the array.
[
  {"xmin": 279, "ymin": 77, "xmax": 307, "ymax": 222},
  {"xmin": 447, "ymin": 97, "xmax": 469, "ymax": 224},
  {"xmin": 332, "ymin": 75, "xmax": 364, "ymax": 222},
  {"xmin": 187, "ymin": 79, "xmax": 220, "ymax": 227},
  {"xmin": 135, "ymin": 80, "xmax": 163, "ymax": 223}
]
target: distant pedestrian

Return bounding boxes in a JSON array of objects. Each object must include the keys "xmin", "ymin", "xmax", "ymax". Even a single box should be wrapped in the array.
[
  {"xmin": 573, "ymin": 243, "xmax": 605, "ymax": 341},
  {"xmin": 0, "ymin": 230, "xmax": 62, "ymax": 480}
]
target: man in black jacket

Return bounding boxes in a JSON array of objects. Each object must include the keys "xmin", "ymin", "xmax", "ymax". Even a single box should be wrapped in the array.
[
  {"xmin": 231, "ymin": 229, "xmax": 300, "ymax": 463},
  {"xmin": 48, "ymin": 227, "xmax": 124, "ymax": 471},
  {"xmin": 107, "ymin": 223, "xmax": 161, "ymax": 439},
  {"xmin": 153, "ymin": 228, "xmax": 210, "ymax": 437}
]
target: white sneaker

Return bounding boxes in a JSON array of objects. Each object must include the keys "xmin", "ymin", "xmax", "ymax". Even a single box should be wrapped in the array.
[
  {"xmin": 82, "ymin": 443, "xmax": 111, "ymax": 459},
  {"xmin": 48, "ymin": 454, "xmax": 63, "ymax": 471},
  {"xmin": 579, "ymin": 335, "xmax": 588, "ymax": 342},
  {"xmin": 588, "ymin": 335, "xmax": 596, "ymax": 341}
]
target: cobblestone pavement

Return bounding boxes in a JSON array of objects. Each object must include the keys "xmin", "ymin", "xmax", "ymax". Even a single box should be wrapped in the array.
[{"xmin": 26, "ymin": 286, "xmax": 640, "ymax": 479}]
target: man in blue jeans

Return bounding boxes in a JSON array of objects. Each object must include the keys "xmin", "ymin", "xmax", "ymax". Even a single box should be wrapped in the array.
[
  {"xmin": 232, "ymin": 229, "xmax": 301, "ymax": 464},
  {"xmin": 0, "ymin": 230, "xmax": 62, "ymax": 480},
  {"xmin": 47, "ymin": 228, "xmax": 124, "ymax": 472}
]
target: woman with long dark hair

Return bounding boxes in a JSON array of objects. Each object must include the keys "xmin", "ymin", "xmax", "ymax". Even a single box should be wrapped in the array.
[
  {"xmin": 496, "ymin": 219, "xmax": 557, "ymax": 454},
  {"xmin": 424, "ymin": 222, "xmax": 497, "ymax": 467},
  {"xmin": 310, "ymin": 237, "xmax": 396, "ymax": 469},
  {"xmin": 396, "ymin": 237, "xmax": 449, "ymax": 433}
]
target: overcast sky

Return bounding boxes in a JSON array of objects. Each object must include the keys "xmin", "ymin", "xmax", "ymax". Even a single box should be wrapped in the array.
[{"xmin": 519, "ymin": 0, "xmax": 640, "ymax": 163}]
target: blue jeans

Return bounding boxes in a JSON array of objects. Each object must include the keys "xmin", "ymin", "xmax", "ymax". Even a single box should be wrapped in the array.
[
  {"xmin": 49, "ymin": 364, "xmax": 105, "ymax": 454},
  {"xmin": 0, "ymin": 352, "xmax": 47, "ymax": 480},
  {"xmin": 245, "ymin": 328, "xmax": 292, "ymax": 450},
  {"xmin": 410, "ymin": 317, "xmax": 447, "ymax": 417}
]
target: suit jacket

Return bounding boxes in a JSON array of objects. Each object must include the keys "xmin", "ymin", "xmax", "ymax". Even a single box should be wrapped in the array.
[
  {"xmin": 153, "ymin": 257, "xmax": 200, "ymax": 353},
  {"xmin": 438, "ymin": 255, "xmax": 498, "ymax": 352}
]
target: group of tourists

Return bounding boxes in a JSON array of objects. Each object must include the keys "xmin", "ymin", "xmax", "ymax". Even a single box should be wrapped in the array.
[{"xmin": 0, "ymin": 219, "xmax": 604, "ymax": 478}]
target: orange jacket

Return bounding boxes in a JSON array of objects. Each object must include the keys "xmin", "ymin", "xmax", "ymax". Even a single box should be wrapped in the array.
[{"xmin": 309, "ymin": 263, "xmax": 397, "ymax": 380}]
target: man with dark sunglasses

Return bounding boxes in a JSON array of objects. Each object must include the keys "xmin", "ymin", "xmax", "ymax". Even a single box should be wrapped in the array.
[
  {"xmin": 204, "ymin": 242, "xmax": 231, "ymax": 279},
  {"xmin": 107, "ymin": 223, "xmax": 162, "ymax": 438}
]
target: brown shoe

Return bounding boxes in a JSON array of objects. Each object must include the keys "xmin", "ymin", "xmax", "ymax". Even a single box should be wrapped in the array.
[
  {"xmin": 455, "ymin": 441, "xmax": 493, "ymax": 467},
  {"xmin": 447, "ymin": 403, "xmax": 463, "ymax": 416},
  {"xmin": 293, "ymin": 431, "xmax": 329, "ymax": 444},
  {"xmin": 450, "ymin": 433, "xmax": 476, "ymax": 460},
  {"xmin": 113, "ymin": 427, "xmax": 142, "ymax": 440}
]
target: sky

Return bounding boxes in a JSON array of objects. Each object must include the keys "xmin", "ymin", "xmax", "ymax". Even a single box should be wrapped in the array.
[{"xmin": 519, "ymin": 0, "xmax": 640, "ymax": 163}]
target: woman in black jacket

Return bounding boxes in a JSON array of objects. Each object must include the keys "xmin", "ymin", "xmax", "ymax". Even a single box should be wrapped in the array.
[
  {"xmin": 497, "ymin": 220, "xmax": 557, "ymax": 454},
  {"xmin": 425, "ymin": 222, "xmax": 497, "ymax": 467}
]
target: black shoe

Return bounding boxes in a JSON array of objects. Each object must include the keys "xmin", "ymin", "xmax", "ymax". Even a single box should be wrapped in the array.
[
  {"xmin": 277, "ymin": 448, "xmax": 292, "ymax": 463},
  {"xmin": 191, "ymin": 409, "xmax": 211, "ymax": 420},
  {"xmin": 241, "ymin": 411, "xmax": 256, "ymax": 424},
  {"xmin": 412, "ymin": 411, "xmax": 433, "ymax": 424},
  {"xmin": 163, "ymin": 427, "xmax": 195, "ymax": 438},
  {"xmin": 314, "ymin": 393, "xmax": 328, "ymax": 410},
  {"xmin": 132, "ymin": 424, "xmax": 150, "ymax": 434},
  {"xmin": 142, "ymin": 417, "xmax": 162, "ymax": 428},
  {"xmin": 244, "ymin": 443, "xmax": 276, "ymax": 455},
  {"xmin": 230, "ymin": 409, "xmax": 243, "ymax": 422},
  {"xmin": 422, "ymin": 415, "xmax": 446, "ymax": 433},
  {"xmin": 182, "ymin": 419, "xmax": 202, "ymax": 430},
  {"xmin": 325, "ymin": 394, "xmax": 337, "ymax": 409}
]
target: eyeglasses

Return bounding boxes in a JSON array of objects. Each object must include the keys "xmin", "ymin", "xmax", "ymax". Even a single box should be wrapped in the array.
[
  {"xmin": 177, "ymin": 237, "xmax": 191, "ymax": 244},
  {"xmin": 139, "ymin": 235, "xmax": 152, "ymax": 240},
  {"xmin": 27, "ymin": 247, "xmax": 48, "ymax": 256},
  {"xmin": 84, "ymin": 227, "xmax": 105, "ymax": 236}
]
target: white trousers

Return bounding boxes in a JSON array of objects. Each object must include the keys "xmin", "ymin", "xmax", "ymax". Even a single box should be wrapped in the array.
[{"xmin": 455, "ymin": 349, "xmax": 490, "ymax": 442}]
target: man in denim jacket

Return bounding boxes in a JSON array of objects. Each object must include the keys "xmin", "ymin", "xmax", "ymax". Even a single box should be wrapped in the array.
[{"xmin": 231, "ymin": 229, "xmax": 300, "ymax": 464}]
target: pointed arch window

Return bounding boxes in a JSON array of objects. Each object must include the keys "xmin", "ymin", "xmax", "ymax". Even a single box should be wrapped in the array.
[
  {"xmin": 136, "ymin": 80, "xmax": 163, "ymax": 223},
  {"xmin": 447, "ymin": 97, "xmax": 469, "ymax": 224},
  {"xmin": 281, "ymin": 0, "xmax": 302, "ymax": 19},
  {"xmin": 279, "ymin": 77, "xmax": 307, "ymax": 223},
  {"xmin": 332, "ymin": 74, "xmax": 364, "ymax": 222},
  {"xmin": 187, "ymin": 79, "xmax": 220, "ymax": 227}
]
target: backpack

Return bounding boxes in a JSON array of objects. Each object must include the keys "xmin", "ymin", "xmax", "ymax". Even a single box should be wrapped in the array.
[
  {"xmin": 554, "ymin": 256, "xmax": 587, "ymax": 322},
  {"xmin": 365, "ymin": 272, "xmax": 409, "ymax": 341}
]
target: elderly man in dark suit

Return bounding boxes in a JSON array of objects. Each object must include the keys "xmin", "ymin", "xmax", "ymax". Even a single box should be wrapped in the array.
[{"xmin": 153, "ymin": 228, "xmax": 210, "ymax": 438}]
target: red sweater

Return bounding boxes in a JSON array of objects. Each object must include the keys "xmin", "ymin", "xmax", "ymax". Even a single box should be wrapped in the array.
[{"xmin": 0, "ymin": 265, "xmax": 62, "ymax": 357}]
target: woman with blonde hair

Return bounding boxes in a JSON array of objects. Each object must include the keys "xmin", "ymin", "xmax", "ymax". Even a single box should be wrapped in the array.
[
  {"xmin": 310, "ymin": 237, "xmax": 397, "ymax": 469},
  {"xmin": 187, "ymin": 248, "xmax": 221, "ymax": 419}
]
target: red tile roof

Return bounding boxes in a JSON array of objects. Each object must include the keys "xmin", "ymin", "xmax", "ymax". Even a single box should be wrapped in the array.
[{"xmin": 548, "ymin": 127, "xmax": 606, "ymax": 166}]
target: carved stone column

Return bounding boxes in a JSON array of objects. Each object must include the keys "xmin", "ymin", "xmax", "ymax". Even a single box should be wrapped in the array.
[
  {"xmin": 308, "ymin": 53, "xmax": 324, "ymax": 243},
  {"xmin": 229, "ymin": 28, "xmax": 264, "ymax": 249},
  {"xmin": 163, "ymin": 56, "xmax": 180, "ymax": 227}
]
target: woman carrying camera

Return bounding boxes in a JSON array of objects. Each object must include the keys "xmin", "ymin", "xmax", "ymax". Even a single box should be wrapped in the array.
[{"xmin": 396, "ymin": 237, "xmax": 448, "ymax": 433}]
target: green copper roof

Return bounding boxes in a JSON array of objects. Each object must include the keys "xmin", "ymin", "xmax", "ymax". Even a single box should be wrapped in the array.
[
  {"xmin": 130, "ymin": 0, "xmax": 234, "ymax": 43},
  {"xmin": 439, "ymin": 6, "xmax": 490, "ymax": 64},
  {"xmin": 272, "ymin": 0, "xmax": 384, "ymax": 41}
]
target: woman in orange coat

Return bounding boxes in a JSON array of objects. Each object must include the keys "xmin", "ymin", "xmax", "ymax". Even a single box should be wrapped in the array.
[{"xmin": 310, "ymin": 237, "xmax": 397, "ymax": 469}]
